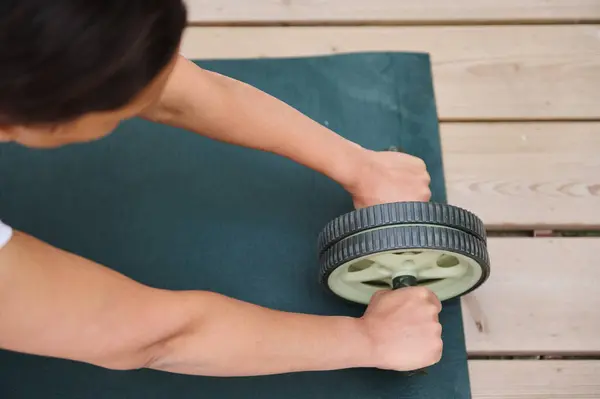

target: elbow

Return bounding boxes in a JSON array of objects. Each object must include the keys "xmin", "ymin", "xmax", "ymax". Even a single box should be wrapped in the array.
[
  {"xmin": 91, "ymin": 321, "xmax": 191, "ymax": 372},
  {"xmin": 87, "ymin": 291, "xmax": 211, "ymax": 373},
  {"xmin": 96, "ymin": 328, "xmax": 205, "ymax": 374},
  {"xmin": 90, "ymin": 342, "xmax": 167, "ymax": 372}
]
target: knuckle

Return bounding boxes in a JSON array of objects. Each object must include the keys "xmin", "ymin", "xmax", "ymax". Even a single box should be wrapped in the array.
[
  {"xmin": 433, "ymin": 322, "xmax": 443, "ymax": 337},
  {"xmin": 410, "ymin": 185, "xmax": 431, "ymax": 201},
  {"xmin": 410, "ymin": 287, "xmax": 429, "ymax": 303},
  {"xmin": 427, "ymin": 339, "xmax": 443, "ymax": 363},
  {"xmin": 435, "ymin": 339, "xmax": 444, "ymax": 357},
  {"xmin": 425, "ymin": 287, "xmax": 438, "ymax": 300},
  {"xmin": 420, "ymin": 188, "xmax": 432, "ymax": 200},
  {"xmin": 425, "ymin": 302, "xmax": 438, "ymax": 315},
  {"xmin": 413, "ymin": 286, "xmax": 432, "ymax": 300},
  {"xmin": 429, "ymin": 308, "xmax": 441, "ymax": 323},
  {"xmin": 413, "ymin": 157, "xmax": 427, "ymax": 170},
  {"xmin": 370, "ymin": 289, "xmax": 388, "ymax": 303},
  {"xmin": 430, "ymin": 298, "xmax": 442, "ymax": 312}
]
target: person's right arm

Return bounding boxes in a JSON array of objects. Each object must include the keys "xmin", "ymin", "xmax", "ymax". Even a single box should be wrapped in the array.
[{"xmin": 0, "ymin": 230, "xmax": 443, "ymax": 376}]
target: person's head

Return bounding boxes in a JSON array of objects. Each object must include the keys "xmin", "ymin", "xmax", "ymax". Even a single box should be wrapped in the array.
[{"xmin": 0, "ymin": 0, "xmax": 187, "ymax": 148}]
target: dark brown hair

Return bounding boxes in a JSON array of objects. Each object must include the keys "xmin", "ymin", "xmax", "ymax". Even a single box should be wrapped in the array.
[{"xmin": 0, "ymin": 0, "xmax": 187, "ymax": 125}]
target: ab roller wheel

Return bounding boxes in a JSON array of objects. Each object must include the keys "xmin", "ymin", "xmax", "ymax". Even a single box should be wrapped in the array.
[{"xmin": 317, "ymin": 202, "xmax": 491, "ymax": 305}]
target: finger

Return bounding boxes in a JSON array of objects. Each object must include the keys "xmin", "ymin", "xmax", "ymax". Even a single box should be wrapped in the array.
[
  {"xmin": 434, "ymin": 322, "xmax": 443, "ymax": 338},
  {"xmin": 370, "ymin": 288, "xmax": 391, "ymax": 303},
  {"xmin": 424, "ymin": 289, "xmax": 442, "ymax": 312},
  {"xmin": 417, "ymin": 187, "xmax": 432, "ymax": 201},
  {"xmin": 432, "ymin": 298, "xmax": 442, "ymax": 315},
  {"xmin": 428, "ymin": 303, "xmax": 441, "ymax": 323}
]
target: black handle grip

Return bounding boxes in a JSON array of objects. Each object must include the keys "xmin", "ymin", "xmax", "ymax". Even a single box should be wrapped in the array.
[{"xmin": 392, "ymin": 275, "xmax": 417, "ymax": 289}]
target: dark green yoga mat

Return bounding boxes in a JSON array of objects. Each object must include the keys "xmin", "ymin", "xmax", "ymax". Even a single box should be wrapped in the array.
[{"xmin": 0, "ymin": 53, "xmax": 471, "ymax": 398}]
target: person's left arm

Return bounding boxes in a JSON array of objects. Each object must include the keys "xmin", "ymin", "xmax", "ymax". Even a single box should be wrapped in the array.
[{"xmin": 143, "ymin": 55, "xmax": 431, "ymax": 207}]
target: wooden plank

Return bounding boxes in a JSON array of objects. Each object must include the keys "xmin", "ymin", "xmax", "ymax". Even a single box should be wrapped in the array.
[
  {"xmin": 469, "ymin": 360, "xmax": 600, "ymax": 399},
  {"xmin": 185, "ymin": 1, "xmax": 600, "ymax": 24},
  {"xmin": 181, "ymin": 26, "xmax": 600, "ymax": 120},
  {"xmin": 442, "ymin": 122, "xmax": 600, "ymax": 229},
  {"xmin": 462, "ymin": 238, "xmax": 600, "ymax": 355}
]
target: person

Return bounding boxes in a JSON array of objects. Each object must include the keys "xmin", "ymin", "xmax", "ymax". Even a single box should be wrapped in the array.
[{"xmin": 0, "ymin": 0, "xmax": 441, "ymax": 377}]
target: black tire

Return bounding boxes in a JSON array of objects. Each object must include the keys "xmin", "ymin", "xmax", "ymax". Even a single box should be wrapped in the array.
[
  {"xmin": 319, "ymin": 224, "xmax": 491, "ymax": 303},
  {"xmin": 317, "ymin": 202, "xmax": 487, "ymax": 256}
]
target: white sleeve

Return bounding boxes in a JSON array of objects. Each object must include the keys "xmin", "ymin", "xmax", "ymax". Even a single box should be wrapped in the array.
[{"xmin": 0, "ymin": 220, "xmax": 13, "ymax": 250}]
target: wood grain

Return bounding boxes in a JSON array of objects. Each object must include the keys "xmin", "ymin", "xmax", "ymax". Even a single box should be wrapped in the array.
[
  {"xmin": 442, "ymin": 122, "xmax": 600, "ymax": 229},
  {"xmin": 184, "ymin": 0, "xmax": 600, "ymax": 23},
  {"xmin": 463, "ymin": 238, "xmax": 600, "ymax": 355},
  {"xmin": 469, "ymin": 360, "xmax": 600, "ymax": 399},
  {"xmin": 181, "ymin": 26, "xmax": 600, "ymax": 120}
]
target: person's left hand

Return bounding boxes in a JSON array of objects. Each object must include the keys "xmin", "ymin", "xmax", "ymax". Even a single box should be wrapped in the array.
[{"xmin": 344, "ymin": 149, "xmax": 432, "ymax": 209}]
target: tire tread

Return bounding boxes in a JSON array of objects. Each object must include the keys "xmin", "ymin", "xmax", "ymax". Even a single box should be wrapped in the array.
[{"xmin": 317, "ymin": 202, "xmax": 487, "ymax": 255}]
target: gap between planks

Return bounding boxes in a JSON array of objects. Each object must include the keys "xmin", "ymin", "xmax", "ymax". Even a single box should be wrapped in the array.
[{"xmin": 186, "ymin": 19, "xmax": 600, "ymax": 27}]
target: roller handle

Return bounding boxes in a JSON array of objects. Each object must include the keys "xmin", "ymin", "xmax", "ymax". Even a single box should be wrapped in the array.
[
  {"xmin": 392, "ymin": 275, "xmax": 429, "ymax": 377},
  {"xmin": 392, "ymin": 275, "xmax": 417, "ymax": 290},
  {"xmin": 388, "ymin": 145, "xmax": 429, "ymax": 376}
]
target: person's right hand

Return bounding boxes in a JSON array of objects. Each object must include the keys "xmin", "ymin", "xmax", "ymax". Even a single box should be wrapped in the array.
[{"xmin": 359, "ymin": 287, "xmax": 443, "ymax": 371}]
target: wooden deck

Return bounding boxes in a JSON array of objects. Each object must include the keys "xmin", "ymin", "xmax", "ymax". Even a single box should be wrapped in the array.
[{"xmin": 183, "ymin": 1, "xmax": 600, "ymax": 397}]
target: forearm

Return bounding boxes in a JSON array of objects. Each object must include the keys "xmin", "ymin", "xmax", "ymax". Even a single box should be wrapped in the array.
[
  {"xmin": 148, "ymin": 56, "xmax": 366, "ymax": 187},
  {"xmin": 151, "ymin": 290, "xmax": 372, "ymax": 376},
  {"xmin": 0, "ymin": 231, "xmax": 373, "ymax": 377}
]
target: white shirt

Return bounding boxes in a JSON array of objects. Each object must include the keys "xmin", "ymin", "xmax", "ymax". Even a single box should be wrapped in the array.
[{"xmin": 0, "ymin": 220, "xmax": 13, "ymax": 250}]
